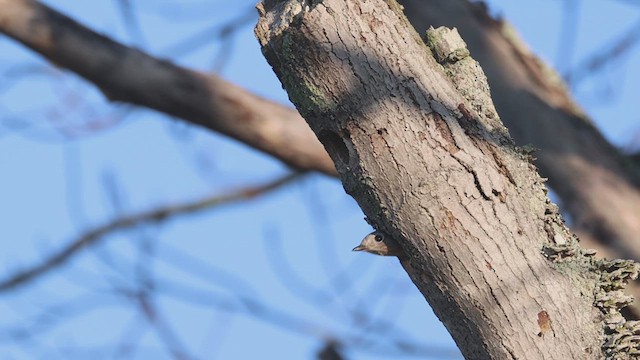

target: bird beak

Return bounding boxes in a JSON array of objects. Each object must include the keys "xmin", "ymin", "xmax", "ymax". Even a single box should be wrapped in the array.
[{"xmin": 352, "ymin": 245, "xmax": 365, "ymax": 252}]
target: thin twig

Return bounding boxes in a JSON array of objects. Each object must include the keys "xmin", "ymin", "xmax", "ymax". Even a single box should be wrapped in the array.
[{"xmin": 0, "ymin": 172, "xmax": 302, "ymax": 292}]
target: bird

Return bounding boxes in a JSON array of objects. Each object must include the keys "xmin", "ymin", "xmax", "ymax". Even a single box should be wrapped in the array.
[{"xmin": 352, "ymin": 231, "xmax": 404, "ymax": 257}]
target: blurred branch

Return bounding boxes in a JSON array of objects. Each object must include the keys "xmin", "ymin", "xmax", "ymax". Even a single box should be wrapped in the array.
[
  {"xmin": 0, "ymin": 0, "xmax": 336, "ymax": 175},
  {"xmin": 262, "ymin": 227, "xmax": 426, "ymax": 350},
  {"xmin": 555, "ymin": 0, "xmax": 580, "ymax": 75},
  {"xmin": 0, "ymin": 293, "xmax": 120, "ymax": 342},
  {"xmin": 565, "ymin": 18, "xmax": 640, "ymax": 85},
  {"xmin": 317, "ymin": 341, "xmax": 345, "ymax": 360},
  {"xmin": 160, "ymin": 6, "xmax": 256, "ymax": 58},
  {"xmin": 0, "ymin": 172, "xmax": 302, "ymax": 293},
  {"xmin": 122, "ymin": 288, "xmax": 196, "ymax": 360},
  {"xmin": 114, "ymin": 0, "xmax": 146, "ymax": 45},
  {"xmin": 156, "ymin": 278, "xmax": 459, "ymax": 358}
]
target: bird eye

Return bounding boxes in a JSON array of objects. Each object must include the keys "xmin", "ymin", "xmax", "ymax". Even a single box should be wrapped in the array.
[{"xmin": 374, "ymin": 234, "xmax": 383, "ymax": 242}]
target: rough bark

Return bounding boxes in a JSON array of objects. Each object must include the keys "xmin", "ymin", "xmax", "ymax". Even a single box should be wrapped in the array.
[
  {"xmin": 400, "ymin": 0, "xmax": 640, "ymax": 298},
  {"xmin": 255, "ymin": 1, "xmax": 638, "ymax": 358}
]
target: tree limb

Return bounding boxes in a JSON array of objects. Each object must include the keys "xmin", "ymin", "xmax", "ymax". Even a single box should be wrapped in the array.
[{"xmin": 0, "ymin": 0, "xmax": 336, "ymax": 175}]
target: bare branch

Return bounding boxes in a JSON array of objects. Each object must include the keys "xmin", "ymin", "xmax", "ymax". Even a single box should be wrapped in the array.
[
  {"xmin": 156, "ymin": 279, "xmax": 459, "ymax": 358},
  {"xmin": 565, "ymin": 18, "xmax": 640, "ymax": 85},
  {"xmin": 0, "ymin": 0, "xmax": 336, "ymax": 175},
  {"xmin": 0, "ymin": 172, "xmax": 302, "ymax": 292},
  {"xmin": 124, "ymin": 289, "xmax": 197, "ymax": 360}
]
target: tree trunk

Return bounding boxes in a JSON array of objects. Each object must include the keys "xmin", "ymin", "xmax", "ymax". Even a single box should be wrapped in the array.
[
  {"xmin": 400, "ymin": 0, "xmax": 640, "ymax": 300},
  {"xmin": 255, "ymin": 1, "xmax": 638, "ymax": 358}
]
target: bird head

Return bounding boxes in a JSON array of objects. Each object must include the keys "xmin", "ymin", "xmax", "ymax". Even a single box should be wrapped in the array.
[{"xmin": 352, "ymin": 231, "xmax": 403, "ymax": 257}]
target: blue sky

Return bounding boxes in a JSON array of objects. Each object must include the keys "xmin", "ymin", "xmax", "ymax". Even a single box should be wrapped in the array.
[{"xmin": 0, "ymin": 1, "xmax": 639, "ymax": 359}]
